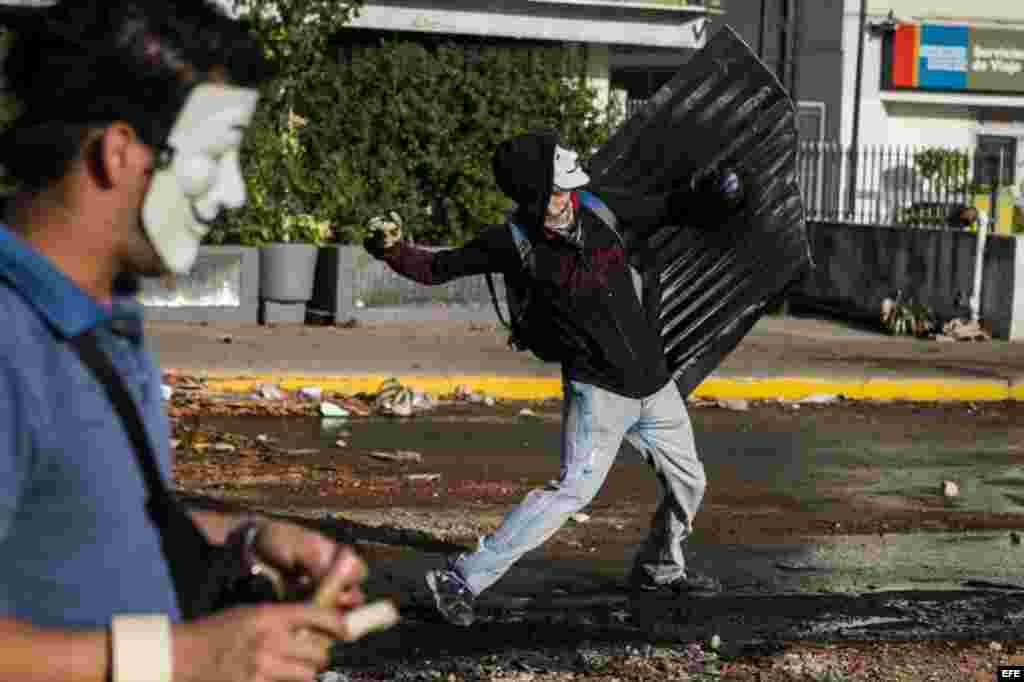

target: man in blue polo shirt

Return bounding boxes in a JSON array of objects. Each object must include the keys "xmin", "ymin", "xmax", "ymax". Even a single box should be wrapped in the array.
[{"xmin": 0, "ymin": 3, "xmax": 378, "ymax": 681}]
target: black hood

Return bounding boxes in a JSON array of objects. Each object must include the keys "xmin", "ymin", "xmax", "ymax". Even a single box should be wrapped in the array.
[{"xmin": 492, "ymin": 128, "xmax": 559, "ymax": 230}]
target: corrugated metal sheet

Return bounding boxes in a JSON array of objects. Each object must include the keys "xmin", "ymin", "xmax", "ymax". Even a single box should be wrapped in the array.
[{"xmin": 588, "ymin": 26, "xmax": 811, "ymax": 397}]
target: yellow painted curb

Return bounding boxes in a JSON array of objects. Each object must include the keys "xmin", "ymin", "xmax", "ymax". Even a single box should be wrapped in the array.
[
  {"xmin": 197, "ymin": 373, "xmax": 1015, "ymax": 402},
  {"xmin": 693, "ymin": 377, "xmax": 1010, "ymax": 402},
  {"xmin": 202, "ymin": 374, "xmax": 565, "ymax": 401},
  {"xmin": 1012, "ymin": 382, "xmax": 1024, "ymax": 402},
  {"xmin": 691, "ymin": 378, "xmax": 864, "ymax": 401}
]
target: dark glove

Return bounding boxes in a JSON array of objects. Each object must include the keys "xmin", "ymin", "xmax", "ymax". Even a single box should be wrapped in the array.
[{"xmin": 693, "ymin": 167, "xmax": 745, "ymax": 213}]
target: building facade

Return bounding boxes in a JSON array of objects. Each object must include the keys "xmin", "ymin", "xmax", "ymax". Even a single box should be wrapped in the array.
[
  {"xmin": 340, "ymin": 0, "xmax": 717, "ymax": 117},
  {"xmin": 842, "ymin": 0, "xmax": 1024, "ymax": 225},
  {"xmin": 708, "ymin": 0, "xmax": 846, "ymax": 144}
]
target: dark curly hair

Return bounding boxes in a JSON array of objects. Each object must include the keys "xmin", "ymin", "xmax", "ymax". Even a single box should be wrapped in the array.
[{"xmin": 0, "ymin": 1, "xmax": 274, "ymax": 190}]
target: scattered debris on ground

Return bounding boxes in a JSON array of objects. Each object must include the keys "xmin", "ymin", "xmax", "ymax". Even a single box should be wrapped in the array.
[
  {"xmin": 321, "ymin": 401, "xmax": 350, "ymax": 418},
  {"xmin": 404, "ymin": 473, "xmax": 441, "ymax": 483},
  {"xmin": 881, "ymin": 293, "xmax": 935, "ymax": 338},
  {"xmin": 937, "ymin": 318, "xmax": 992, "ymax": 343},
  {"xmin": 300, "ymin": 386, "xmax": 323, "ymax": 401},
  {"xmin": 943, "ymin": 480, "xmax": 961, "ymax": 499},
  {"xmin": 879, "ymin": 293, "xmax": 993, "ymax": 343},
  {"xmin": 368, "ymin": 450, "xmax": 423, "ymax": 464},
  {"xmin": 318, "ymin": 639, "xmax": 1021, "ymax": 681}
]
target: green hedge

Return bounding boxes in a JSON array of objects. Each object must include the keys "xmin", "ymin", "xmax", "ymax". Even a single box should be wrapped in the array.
[{"xmin": 210, "ymin": 37, "xmax": 621, "ymax": 247}]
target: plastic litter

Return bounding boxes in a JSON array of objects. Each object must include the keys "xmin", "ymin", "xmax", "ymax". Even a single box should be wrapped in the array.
[
  {"xmin": 336, "ymin": 397, "xmax": 372, "ymax": 417},
  {"xmin": 320, "ymin": 402, "xmax": 350, "ymax": 418},
  {"xmin": 299, "ymin": 386, "xmax": 323, "ymax": 401},
  {"xmin": 938, "ymin": 318, "xmax": 991, "ymax": 342},
  {"xmin": 320, "ymin": 418, "xmax": 349, "ymax": 436},
  {"xmin": 404, "ymin": 473, "xmax": 441, "ymax": 483},
  {"xmin": 411, "ymin": 392, "xmax": 436, "ymax": 410},
  {"xmin": 255, "ymin": 383, "xmax": 285, "ymax": 400},
  {"xmin": 368, "ymin": 450, "xmax": 422, "ymax": 464},
  {"xmin": 389, "ymin": 391, "xmax": 414, "ymax": 417},
  {"xmin": 374, "ymin": 378, "xmax": 421, "ymax": 416},
  {"xmin": 799, "ymin": 394, "xmax": 839, "ymax": 405}
]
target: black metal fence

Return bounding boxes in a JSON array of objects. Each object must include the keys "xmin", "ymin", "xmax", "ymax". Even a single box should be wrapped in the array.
[
  {"xmin": 616, "ymin": 97, "xmax": 1019, "ymax": 230},
  {"xmin": 795, "ymin": 142, "xmax": 1021, "ymax": 231}
]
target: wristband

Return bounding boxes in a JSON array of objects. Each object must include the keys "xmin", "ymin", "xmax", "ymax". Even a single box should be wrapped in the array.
[
  {"xmin": 226, "ymin": 518, "xmax": 264, "ymax": 565},
  {"xmin": 228, "ymin": 519, "xmax": 285, "ymax": 599},
  {"xmin": 110, "ymin": 614, "xmax": 173, "ymax": 682}
]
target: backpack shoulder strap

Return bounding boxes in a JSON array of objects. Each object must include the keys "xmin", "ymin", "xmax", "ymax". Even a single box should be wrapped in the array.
[
  {"xmin": 486, "ymin": 219, "xmax": 532, "ymax": 335},
  {"xmin": 507, "ymin": 220, "xmax": 535, "ymax": 273},
  {"xmin": 577, "ymin": 190, "xmax": 624, "ymax": 246},
  {"xmin": 578, "ymin": 191, "xmax": 642, "ymax": 303}
]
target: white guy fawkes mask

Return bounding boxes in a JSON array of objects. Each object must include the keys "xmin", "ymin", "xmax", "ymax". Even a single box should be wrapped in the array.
[
  {"xmin": 142, "ymin": 83, "xmax": 260, "ymax": 274},
  {"xmin": 553, "ymin": 145, "xmax": 589, "ymax": 191}
]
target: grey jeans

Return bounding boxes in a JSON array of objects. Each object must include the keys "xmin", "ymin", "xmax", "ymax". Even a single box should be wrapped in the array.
[{"xmin": 453, "ymin": 377, "xmax": 706, "ymax": 595}]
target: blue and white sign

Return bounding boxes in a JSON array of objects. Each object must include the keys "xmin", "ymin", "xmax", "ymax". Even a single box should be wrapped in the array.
[{"xmin": 918, "ymin": 24, "xmax": 969, "ymax": 91}]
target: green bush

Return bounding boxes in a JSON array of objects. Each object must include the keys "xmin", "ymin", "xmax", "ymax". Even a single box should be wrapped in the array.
[
  {"xmin": 213, "ymin": 11, "xmax": 622, "ymax": 246},
  {"xmin": 207, "ymin": 0, "xmax": 364, "ymax": 246},
  {"xmin": 896, "ymin": 202, "xmax": 953, "ymax": 227},
  {"xmin": 912, "ymin": 147, "xmax": 969, "ymax": 194}
]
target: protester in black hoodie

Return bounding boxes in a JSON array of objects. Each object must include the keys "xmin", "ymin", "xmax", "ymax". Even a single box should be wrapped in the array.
[{"xmin": 365, "ymin": 129, "xmax": 743, "ymax": 626}]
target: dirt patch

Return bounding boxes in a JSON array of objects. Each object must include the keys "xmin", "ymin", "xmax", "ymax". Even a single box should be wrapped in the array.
[
  {"xmin": 723, "ymin": 640, "xmax": 1018, "ymax": 681},
  {"xmin": 169, "ymin": 400, "xmax": 1024, "ymax": 681},
  {"xmin": 171, "ymin": 400, "xmax": 1024, "ymax": 547}
]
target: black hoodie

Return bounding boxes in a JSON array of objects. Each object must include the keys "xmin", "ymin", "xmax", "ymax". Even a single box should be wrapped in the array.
[
  {"xmin": 369, "ymin": 129, "xmax": 682, "ymax": 398},
  {"xmin": 492, "ymin": 128, "xmax": 558, "ymax": 231}
]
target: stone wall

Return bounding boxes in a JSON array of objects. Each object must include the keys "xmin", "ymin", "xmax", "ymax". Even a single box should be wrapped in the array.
[
  {"xmin": 142, "ymin": 231, "xmax": 1024, "ymax": 340},
  {"xmin": 796, "ymin": 222, "xmax": 1022, "ymax": 340}
]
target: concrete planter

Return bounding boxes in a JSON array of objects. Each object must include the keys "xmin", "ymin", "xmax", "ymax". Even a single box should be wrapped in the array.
[
  {"xmin": 259, "ymin": 243, "xmax": 319, "ymax": 324},
  {"xmin": 139, "ymin": 246, "xmax": 259, "ymax": 322},
  {"xmin": 259, "ymin": 243, "xmax": 319, "ymax": 303},
  {"xmin": 307, "ymin": 245, "xmax": 500, "ymax": 324},
  {"xmin": 308, "ymin": 245, "xmax": 358, "ymax": 324}
]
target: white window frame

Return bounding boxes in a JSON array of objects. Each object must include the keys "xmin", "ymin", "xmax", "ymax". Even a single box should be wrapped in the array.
[{"xmin": 797, "ymin": 101, "xmax": 827, "ymax": 219}]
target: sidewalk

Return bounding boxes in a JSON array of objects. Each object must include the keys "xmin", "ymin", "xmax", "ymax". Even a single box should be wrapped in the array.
[{"xmin": 146, "ymin": 313, "xmax": 1024, "ymax": 401}]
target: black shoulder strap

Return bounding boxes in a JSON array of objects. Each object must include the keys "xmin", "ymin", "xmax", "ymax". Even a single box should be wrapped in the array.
[
  {"xmin": 577, "ymin": 190, "xmax": 624, "ymax": 246},
  {"xmin": 507, "ymin": 221, "xmax": 534, "ymax": 272},
  {"xmin": 485, "ymin": 271, "xmax": 510, "ymax": 329},
  {"xmin": 486, "ymin": 220, "xmax": 536, "ymax": 340},
  {"xmin": 68, "ymin": 330, "xmax": 170, "ymax": 501}
]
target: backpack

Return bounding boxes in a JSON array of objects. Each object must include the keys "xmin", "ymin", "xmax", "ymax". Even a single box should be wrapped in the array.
[{"xmin": 485, "ymin": 191, "xmax": 640, "ymax": 363}]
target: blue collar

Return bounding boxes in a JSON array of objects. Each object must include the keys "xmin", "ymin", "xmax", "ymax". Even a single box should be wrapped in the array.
[{"xmin": 0, "ymin": 223, "xmax": 143, "ymax": 340}]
